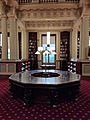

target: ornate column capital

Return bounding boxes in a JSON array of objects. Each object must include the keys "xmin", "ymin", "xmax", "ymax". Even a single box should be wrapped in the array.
[
  {"xmin": 7, "ymin": 6, "xmax": 18, "ymax": 19},
  {"xmin": 1, "ymin": 0, "xmax": 19, "ymax": 19},
  {"xmin": 0, "ymin": 1, "xmax": 6, "ymax": 16},
  {"xmin": 6, "ymin": 0, "xmax": 19, "ymax": 11}
]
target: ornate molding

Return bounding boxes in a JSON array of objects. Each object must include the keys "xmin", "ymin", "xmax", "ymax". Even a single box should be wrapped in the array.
[
  {"xmin": 18, "ymin": 8, "xmax": 82, "ymax": 21},
  {"xmin": 25, "ymin": 20, "xmax": 74, "ymax": 30},
  {"xmin": 19, "ymin": 3, "xmax": 79, "ymax": 10},
  {"xmin": 0, "ymin": 19, "xmax": 73, "ymax": 30}
]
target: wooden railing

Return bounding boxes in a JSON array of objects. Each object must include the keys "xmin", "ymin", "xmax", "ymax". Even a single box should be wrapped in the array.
[{"xmin": 17, "ymin": 0, "xmax": 80, "ymax": 4}]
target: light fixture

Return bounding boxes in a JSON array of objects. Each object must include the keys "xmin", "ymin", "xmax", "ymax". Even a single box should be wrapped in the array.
[
  {"xmin": 43, "ymin": 50, "xmax": 51, "ymax": 54},
  {"xmin": 35, "ymin": 51, "xmax": 40, "ymax": 55},
  {"xmin": 51, "ymin": 51, "xmax": 57, "ymax": 55},
  {"xmin": 38, "ymin": 47, "xmax": 43, "ymax": 51}
]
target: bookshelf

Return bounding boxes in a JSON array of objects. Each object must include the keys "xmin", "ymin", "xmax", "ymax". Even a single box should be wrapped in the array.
[
  {"xmin": 77, "ymin": 31, "xmax": 80, "ymax": 59},
  {"xmin": 60, "ymin": 31, "xmax": 70, "ymax": 70},
  {"xmin": 28, "ymin": 32, "xmax": 38, "ymax": 70},
  {"xmin": 18, "ymin": 32, "xmax": 22, "ymax": 59}
]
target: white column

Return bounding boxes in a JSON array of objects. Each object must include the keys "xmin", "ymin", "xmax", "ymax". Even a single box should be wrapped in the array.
[
  {"xmin": 22, "ymin": 30, "xmax": 29, "ymax": 59},
  {"xmin": 1, "ymin": 15, "xmax": 8, "ymax": 59},
  {"xmin": 71, "ymin": 28, "xmax": 78, "ymax": 59},
  {"xmin": 56, "ymin": 31, "xmax": 60, "ymax": 69},
  {"xmin": 80, "ymin": 17, "xmax": 89, "ymax": 59},
  {"xmin": 9, "ymin": 17, "xmax": 18, "ymax": 60}
]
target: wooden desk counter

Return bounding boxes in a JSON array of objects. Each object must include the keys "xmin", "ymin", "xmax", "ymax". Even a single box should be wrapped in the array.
[{"xmin": 9, "ymin": 70, "xmax": 80, "ymax": 106}]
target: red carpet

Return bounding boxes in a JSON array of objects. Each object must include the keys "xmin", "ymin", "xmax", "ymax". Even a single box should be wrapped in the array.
[{"xmin": 0, "ymin": 78, "xmax": 90, "ymax": 120}]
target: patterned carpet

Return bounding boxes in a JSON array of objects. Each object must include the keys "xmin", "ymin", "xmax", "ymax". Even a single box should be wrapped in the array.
[{"xmin": 0, "ymin": 78, "xmax": 90, "ymax": 120}]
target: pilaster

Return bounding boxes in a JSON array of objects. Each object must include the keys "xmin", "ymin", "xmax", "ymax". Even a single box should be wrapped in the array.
[
  {"xmin": 22, "ymin": 30, "xmax": 29, "ymax": 59},
  {"xmin": 1, "ymin": 15, "xmax": 8, "ymax": 60},
  {"xmin": 71, "ymin": 27, "xmax": 78, "ymax": 59},
  {"xmin": 79, "ymin": 16, "xmax": 89, "ymax": 59},
  {"xmin": 9, "ymin": 16, "xmax": 18, "ymax": 60}
]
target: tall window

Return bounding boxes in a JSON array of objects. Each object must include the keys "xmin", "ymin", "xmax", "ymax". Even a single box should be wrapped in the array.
[
  {"xmin": 0, "ymin": 32, "xmax": 10, "ymax": 59},
  {"xmin": 42, "ymin": 34, "xmax": 56, "ymax": 64},
  {"xmin": 8, "ymin": 32, "xmax": 10, "ymax": 59},
  {"xmin": 89, "ymin": 32, "xmax": 90, "ymax": 46}
]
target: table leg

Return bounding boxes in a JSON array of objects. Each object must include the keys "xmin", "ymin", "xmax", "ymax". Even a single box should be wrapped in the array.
[
  {"xmin": 23, "ymin": 88, "xmax": 32, "ymax": 105},
  {"xmin": 50, "ymin": 89, "xmax": 59, "ymax": 106}
]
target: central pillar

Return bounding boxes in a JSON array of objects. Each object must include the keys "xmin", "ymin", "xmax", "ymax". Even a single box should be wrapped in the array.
[{"xmin": 1, "ymin": 15, "xmax": 8, "ymax": 59}]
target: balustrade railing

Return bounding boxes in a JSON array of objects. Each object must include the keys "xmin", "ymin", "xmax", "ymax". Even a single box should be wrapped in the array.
[
  {"xmin": 17, "ymin": 0, "xmax": 80, "ymax": 4},
  {"xmin": 17, "ymin": 0, "xmax": 32, "ymax": 4}
]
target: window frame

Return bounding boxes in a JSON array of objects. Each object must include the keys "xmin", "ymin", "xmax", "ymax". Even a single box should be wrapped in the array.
[{"xmin": 41, "ymin": 34, "xmax": 56, "ymax": 64}]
